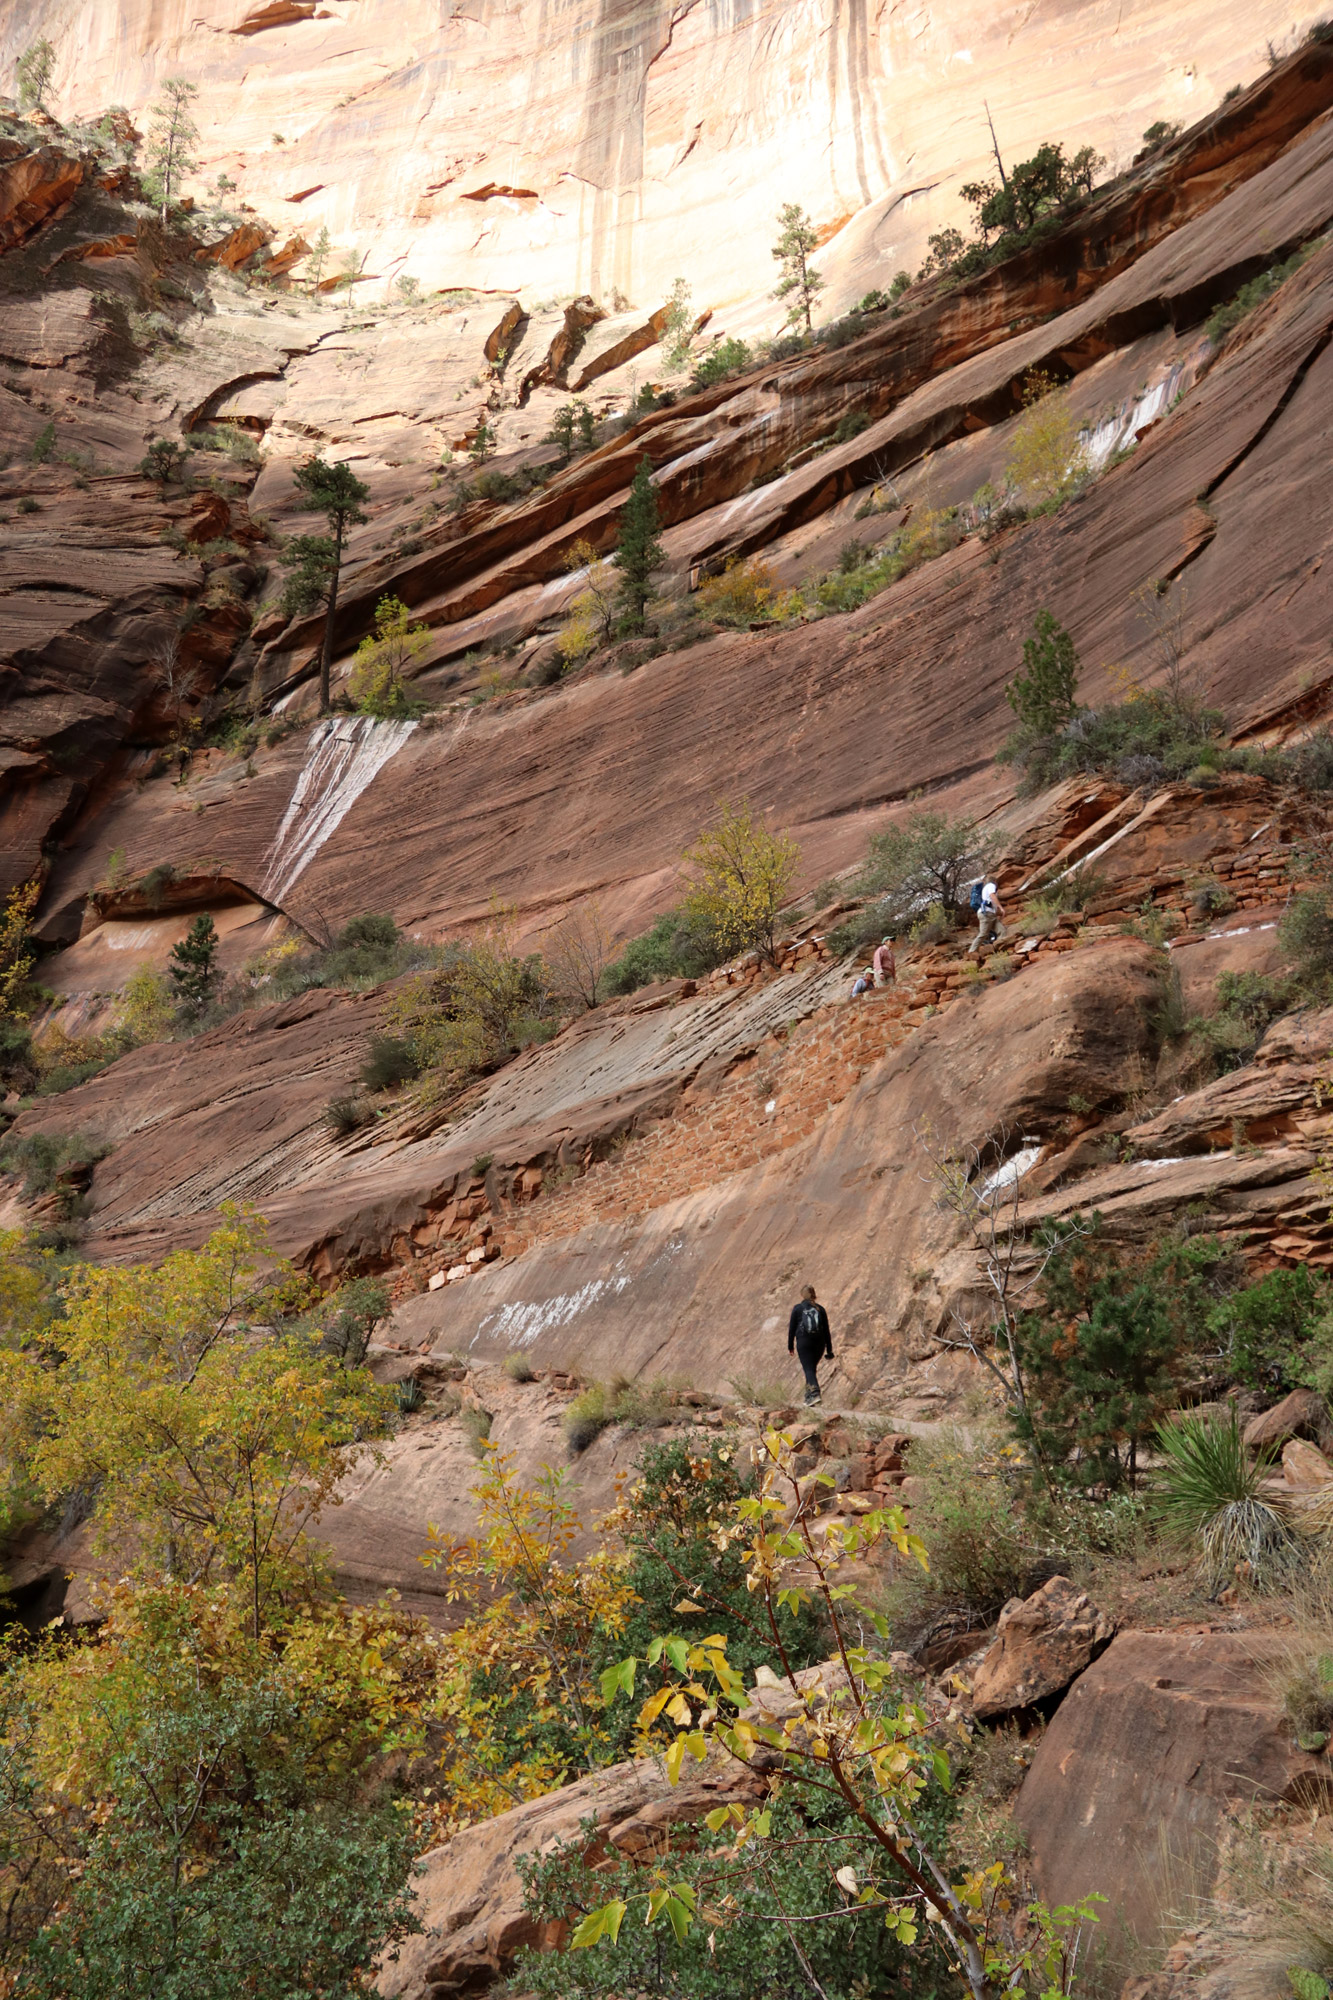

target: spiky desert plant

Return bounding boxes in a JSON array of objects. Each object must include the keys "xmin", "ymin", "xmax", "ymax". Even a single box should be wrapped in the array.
[{"xmin": 1152, "ymin": 1407, "xmax": 1300, "ymax": 1588}]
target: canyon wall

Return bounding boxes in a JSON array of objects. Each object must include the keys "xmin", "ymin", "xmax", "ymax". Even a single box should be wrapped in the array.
[{"xmin": 2, "ymin": 0, "xmax": 1324, "ymax": 319}]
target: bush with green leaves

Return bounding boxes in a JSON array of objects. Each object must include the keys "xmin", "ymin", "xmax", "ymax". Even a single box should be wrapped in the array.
[
  {"xmin": 690, "ymin": 337, "xmax": 751, "ymax": 388},
  {"xmin": 1152, "ymin": 1407, "xmax": 1301, "ymax": 1589},
  {"xmin": 0, "ymin": 1586, "xmax": 423, "ymax": 2000},
  {"xmin": 513, "ymin": 1785, "xmax": 954, "ymax": 2000},
  {"xmin": 1189, "ymin": 969, "xmax": 1294, "ymax": 1073},
  {"xmin": 1206, "ymin": 239, "xmax": 1322, "ymax": 346},
  {"xmin": 1281, "ymin": 885, "xmax": 1333, "ymax": 994},
  {"xmin": 1013, "ymin": 1220, "xmax": 1241, "ymax": 1487},
  {"xmin": 882, "ymin": 1428, "xmax": 1058, "ymax": 1651},
  {"xmin": 603, "ymin": 906, "xmax": 729, "ymax": 995},
  {"xmin": 827, "ymin": 810, "xmax": 987, "ymax": 953},
  {"xmin": 0, "ymin": 1132, "xmax": 111, "ymax": 1204},
  {"xmin": 612, "ymin": 1437, "xmax": 822, "ymax": 1695},
  {"xmin": 999, "ymin": 610, "xmax": 1223, "ymax": 792},
  {"xmin": 245, "ymin": 914, "xmax": 434, "ymax": 1008},
  {"xmin": 360, "ymin": 1033, "xmax": 422, "ymax": 1092}
]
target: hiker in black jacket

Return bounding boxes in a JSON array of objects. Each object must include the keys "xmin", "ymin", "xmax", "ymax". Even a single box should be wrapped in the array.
[{"xmin": 788, "ymin": 1285, "xmax": 833, "ymax": 1405}]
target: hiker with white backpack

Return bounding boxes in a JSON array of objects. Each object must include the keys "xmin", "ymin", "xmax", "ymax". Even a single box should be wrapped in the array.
[{"xmin": 968, "ymin": 878, "xmax": 1004, "ymax": 953}]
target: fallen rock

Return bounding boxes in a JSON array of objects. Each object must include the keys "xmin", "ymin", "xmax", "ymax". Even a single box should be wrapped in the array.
[
  {"xmin": 1244, "ymin": 1388, "xmax": 1333, "ymax": 1454},
  {"xmin": 375, "ymin": 1746, "xmax": 765, "ymax": 1999},
  {"xmin": 1282, "ymin": 1437, "xmax": 1333, "ymax": 1491},
  {"xmin": 1014, "ymin": 1630, "xmax": 1333, "ymax": 1942},
  {"xmin": 970, "ymin": 1575, "xmax": 1114, "ymax": 1720}
]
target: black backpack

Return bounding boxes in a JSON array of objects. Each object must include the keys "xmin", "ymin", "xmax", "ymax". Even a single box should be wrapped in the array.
[{"xmin": 796, "ymin": 1301, "xmax": 822, "ymax": 1345}]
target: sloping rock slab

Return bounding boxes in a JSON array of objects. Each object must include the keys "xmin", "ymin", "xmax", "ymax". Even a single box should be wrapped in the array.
[
  {"xmin": 376, "ymin": 1748, "xmax": 766, "ymax": 1999},
  {"xmin": 1245, "ymin": 1388, "xmax": 1333, "ymax": 1454},
  {"xmin": 970, "ymin": 1575, "xmax": 1113, "ymax": 1720},
  {"xmin": 1013, "ymin": 1630, "xmax": 1333, "ymax": 1943}
]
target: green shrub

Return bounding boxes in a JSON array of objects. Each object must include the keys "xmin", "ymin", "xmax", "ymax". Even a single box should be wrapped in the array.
[
  {"xmin": 513, "ymin": 1785, "xmax": 953, "ymax": 2000},
  {"xmin": 0, "ymin": 1131, "xmax": 111, "ymax": 1204},
  {"xmin": 563, "ymin": 1375, "xmax": 675, "ymax": 1453},
  {"xmin": 360, "ymin": 1034, "xmax": 421, "ymax": 1092},
  {"xmin": 603, "ymin": 905, "xmax": 728, "ymax": 994},
  {"xmin": 690, "ymin": 336, "xmax": 750, "ymax": 387},
  {"xmin": 1152, "ymin": 1407, "xmax": 1301, "ymax": 1588},
  {"xmin": 30, "ymin": 422, "xmax": 55, "ymax": 465},
  {"xmin": 1281, "ymin": 887, "xmax": 1333, "ymax": 993},
  {"xmin": 325, "ymin": 1094, "xmax": 373, "ymax": 1137},
  {"xmin": 395, "ymin": 1375, "xmax": 425, "ymax": 1413},
  {"xmin": 503, "ymin": 1351, "xmax": 535, "ymax": 1383},
  {"xmin": 883, "ymin": 1428, "xmax": 1056, "ymax": 1648},
  {"xmin": 460, "ymin": 1405, "xmax": 493, "ymax": 1458},
  {"xmin": 16, "ymin": 497, "xmax": 38, "ymax": 515},
  {"xmin": 1014, "ymin": 1220, "xmax": 1236, "ymax": 1487},
  {"xmin": 1206, "ymin": 240, "xmax": 1321, "ymax": 346},
  {"xmin": 1188, "ymin": 969, "xmax": 1292, "ymax": 1072},
  {"xmin": 299, "ymin": 1275, "xmax": 390, "ymax": 1367},
  {"xmin": 248, "ymin": 914, "xmax": 432, "ymax": 1007}
]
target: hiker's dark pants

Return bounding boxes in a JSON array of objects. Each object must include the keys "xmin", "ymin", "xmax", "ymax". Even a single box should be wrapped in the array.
[{"xmin": 794, "ymin": 1338, "xmax": 825, "ymax": 1403}]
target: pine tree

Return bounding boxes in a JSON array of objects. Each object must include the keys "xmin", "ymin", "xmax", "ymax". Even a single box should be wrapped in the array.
[
  {"xmin": 169, "ymin": 914, "xmax": 220, "ymax": 1022},
  {"xmin": 307, "ymin": 225, "xmax": 332, "ymax": 289},
  {"xmin": 1006, "ymin": 609, "xmax": 1080, "ymax": 740},
  {"xmin": 469, "ymin": 417, "xmax": 495, "ymax": 464},
  {"xmin": 16, "ymin": 39, "xmax": 57, "ymax": 116},
  {"xmin": 143, "ymin": 78, "xmax": 199, "ymax": 224},
  {"xmin": 288, "ymin": 457, "xmax": 370, "ymax": 711},
  {"xmin": 615, "ymin": 457, "xmax": 664, "ymax": 632},
  {"xmin": 548, "ymin": 405, "xmax": 576, "ymax": 464},
  {"xmin": 661, "ymin": 276, "xmax": 693, "ymax": 368},
  {"xmin": 771, "ymin": 203, "xmax": 824, "ymax": 334}
]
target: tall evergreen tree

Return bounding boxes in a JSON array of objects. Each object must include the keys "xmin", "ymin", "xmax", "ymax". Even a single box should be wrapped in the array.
[
  {"xmin": 1006, "ymin": 608, "xmax": 1080, "ymax": 741},
  {"xmin": 143, "ymin": 78, "xmax": 199, "ymax": 224},
  {"xmin": 771, "ymin": 203, "xmax": 824, "ymax": 333},
  {"xmin": 615, "ymin": 456, "xmax": 663, "ymax": 632},
  {"xmin": 15, "ymin": 39, "xmax": 57, "ymax": 116},
  {"xmin": 285, "ymin": 456, "xmax": 370, "ymax": 711},
  {"xmin": 169, "ymin": 914, "xmax": 219, "ymax": 1022}
]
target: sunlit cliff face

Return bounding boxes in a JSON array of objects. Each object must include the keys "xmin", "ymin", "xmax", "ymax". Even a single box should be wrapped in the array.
[{"xmin": 2, "ymin": 0, "xmax": 1321, "ymax": 319}]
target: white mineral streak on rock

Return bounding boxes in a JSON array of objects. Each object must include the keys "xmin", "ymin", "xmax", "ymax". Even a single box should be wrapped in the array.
[
  {"xmin": 260, "ymin": 716, "xmax": 417, "ymax": 905},
  {"xmin": 475, "ymin": 1273, "xmax": 633, "ymax": 1348},
  {"xmin": 977, "ymin": 1145, "xmax": 1043, "ymax": 1202}
]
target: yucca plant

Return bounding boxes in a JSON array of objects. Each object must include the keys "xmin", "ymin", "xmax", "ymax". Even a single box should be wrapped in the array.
[
  {"xmin": 394, "ymin": 1375, "xmax": 425, "ymax": 1414},
  {"xmin": 1153, "ymin": 1407, "xmax": 1301, "ymax": 1589}
]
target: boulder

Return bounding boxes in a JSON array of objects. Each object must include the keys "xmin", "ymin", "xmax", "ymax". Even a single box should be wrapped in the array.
[
  {"xmin": 1014, "ymin": 1630, "xmax": 1333, "ymax": 1943},
  {"xmin": 969, "ymin": 1575, "xmax": 1114, "ymax": 1720},
  {"xmin": 1282, "ymin": 1437, "xmax": 1333, "ymax": 1491},
  {"xmin": 1244, "ymin": 1388, "xmax": 1333, "ymax": 1454},
  {"xmin": 375, "ymin": 1746, "xmax": 765, "ymax": 1999}
]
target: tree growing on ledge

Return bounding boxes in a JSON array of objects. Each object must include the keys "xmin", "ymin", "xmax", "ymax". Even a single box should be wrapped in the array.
[
  {"xmin": 282, "ymin": 455, "xmax": 370, "ymax": 711},
  {"xmin": 168, "ymin": 913, "xmax": 220, "ymax": 1023},
  {"xmin": 680, "ymin": 798, "xmax": 800, "ymax": 968},
  {"xmin": 771, "ymin": 202, "xmax": 824, "ymax": 333},
  {"xmin": 15, "ymin": 38, "xmax": 57, "ymax": 116},
  {"xmin": 142, "ymin": 77, "xmax": 199, "ymax": 223},
  {"xmin": 614, "ymin": 456, "xmax": 663, "ymax": 632}
]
